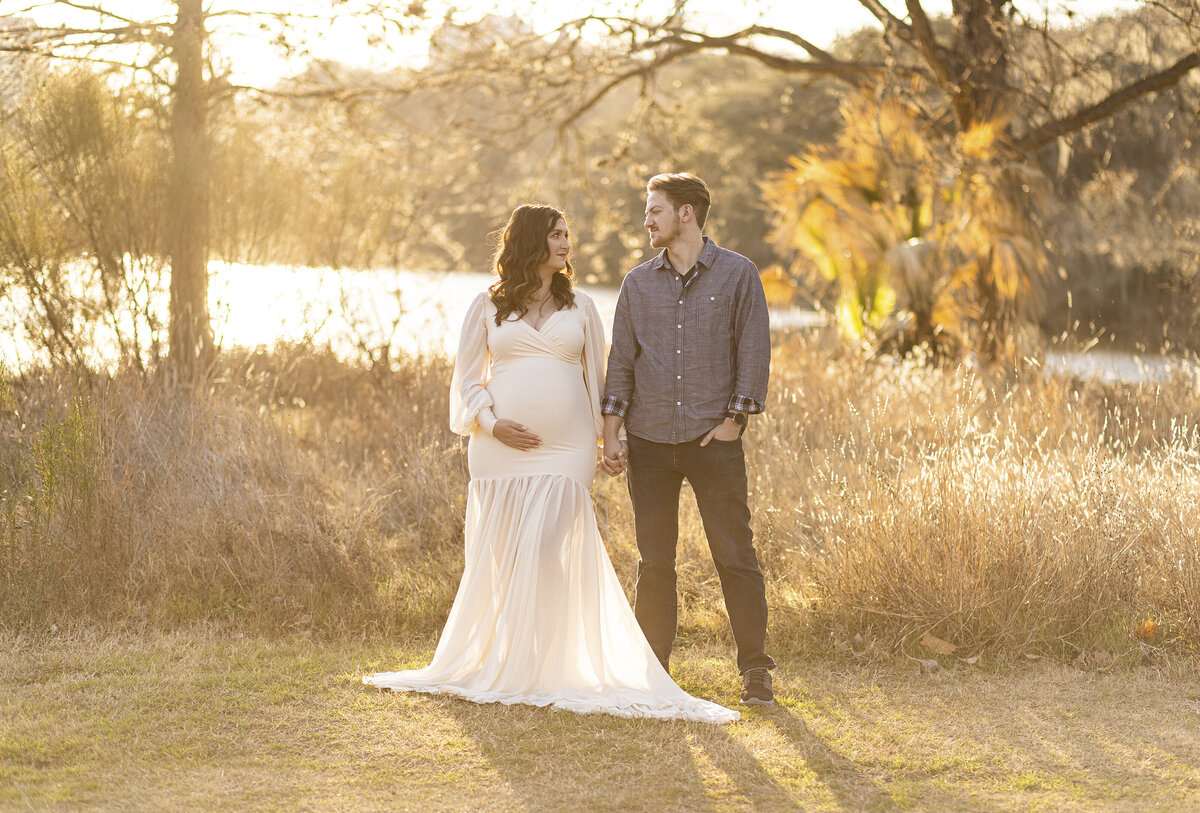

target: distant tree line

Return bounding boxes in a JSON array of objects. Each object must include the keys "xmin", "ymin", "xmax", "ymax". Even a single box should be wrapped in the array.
[{"xmin": 2, "ymin": 1, "xmax": 1199, "ymax": 372}]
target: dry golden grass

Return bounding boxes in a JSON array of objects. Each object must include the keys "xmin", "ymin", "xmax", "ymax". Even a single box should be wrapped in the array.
[
  {"xmin": 751, "ymin": 334, "xmax": 1200, "ymax": 657},
  {"xmin": 4, "ymin": 629, "xmax": 1200, "ymax": 811},
  {"xmin": 2, "ymin": 333, "xmax": 1199, "ymax": 661},
  {"xmin": 0, "ymin": 346, "xmax": 463, "ymax": 637}
]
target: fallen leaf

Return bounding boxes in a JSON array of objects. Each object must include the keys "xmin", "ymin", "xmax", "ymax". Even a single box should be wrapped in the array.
[
  {"xmin": 920, "ymin": 632, "xmax": 958, "ymax": 656},
  {"xmin": 1135, "ymin": 619, "xmax": 1160, "ymax": 642}
]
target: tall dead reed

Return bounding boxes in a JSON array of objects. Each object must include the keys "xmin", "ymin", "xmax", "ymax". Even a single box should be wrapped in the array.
[
  {"xmin": 749, "ymin": 333, "xmax": 1200, "ymax": 657},
  {"xmin": 3, "ymin": 336, "xmax": 1198, "ymax": 660},
  {"xmin": 0, "ymin": 348, "xmax": 467, "ymax": 637}
]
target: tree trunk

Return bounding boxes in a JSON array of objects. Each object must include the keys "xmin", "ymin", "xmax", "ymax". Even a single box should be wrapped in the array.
[
  {"xmin": 950, "ymin": 0, "xmax": 1011, "ymax": 131},
  {"xmin": 952, "ymin": 0, "xmax": 1013, "ymax": 362},
  {"xmin": 167, "ymin": 0, "xmax": 212, "ymax": 383}
]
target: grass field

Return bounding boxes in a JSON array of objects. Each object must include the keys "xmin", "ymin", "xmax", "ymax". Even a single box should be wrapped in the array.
[
  {"xmin": 4, "ymin": 628, "xmax": 1200, "ymax": 811},
  {"xmin": 4, "ymin": 340, "xmax": 1200, "ymax": 809}
]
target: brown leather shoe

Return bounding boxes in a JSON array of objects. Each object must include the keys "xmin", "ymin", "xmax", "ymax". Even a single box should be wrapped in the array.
[{"xmin": 740, "ymin": 668, "xmax": 774, "ymax": 705}]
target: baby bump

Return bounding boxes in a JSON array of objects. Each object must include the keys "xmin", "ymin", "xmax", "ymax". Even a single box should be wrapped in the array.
[
  {"xmin": 487, "ymin": 357, "xmax": 593, "ymax": 446},
  {"xmin": 469, "ymin": 357, "xmax": 596, "ymax": 485}
]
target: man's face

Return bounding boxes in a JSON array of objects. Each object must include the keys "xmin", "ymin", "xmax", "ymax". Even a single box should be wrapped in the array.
[{"xmin": 644, "ymin": 190, "xmax": 682, "ymax": 249}]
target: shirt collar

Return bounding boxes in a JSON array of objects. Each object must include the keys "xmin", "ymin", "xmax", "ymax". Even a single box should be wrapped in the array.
[{"xmin": 652, "ymin": 235, "xmax": 718, "ymax": 274}]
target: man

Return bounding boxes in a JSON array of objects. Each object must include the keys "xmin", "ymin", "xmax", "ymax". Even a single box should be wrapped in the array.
[{"xmin": 600, "ymin": 172, "xmax": 775, "ymax": 705}]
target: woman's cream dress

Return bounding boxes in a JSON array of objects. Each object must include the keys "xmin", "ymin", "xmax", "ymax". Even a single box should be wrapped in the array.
[{"xmin": 363, "ymin": 290, "xmax": 738, "ymax": 723}]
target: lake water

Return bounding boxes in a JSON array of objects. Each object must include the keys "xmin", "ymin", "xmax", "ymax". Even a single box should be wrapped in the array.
[
  {"xmin": 1, "ymin": 262, "xmax": 1196, "ymax": 386},
  {"xmin": 207, "ymin": 263, "xmax": 824, "ymax": 357},
  {"xmin": 1040, "ymin": 349, "xmax": 1199, "ymax": 386}
]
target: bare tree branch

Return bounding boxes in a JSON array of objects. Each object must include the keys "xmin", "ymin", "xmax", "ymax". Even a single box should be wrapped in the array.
[
  {"xmin": 221, "ymin": 81, "xmax": 414, "ymax": 102},
  {"xmin": 40, "ymin": 1, "xmax": 155, "ymax": 26},
  {"xmin": 736, "ymin": 25, "xmax": 841, "ymax": 62},
  {"xmin": 856, "ymin": 0, "xmax": 916, "ymax": 45},
  {"xmin": 857, "ymin": 0, "xmax": 908, "ymax": 28},
  {"xmin": 904, "ymin": 0, "xmax": 954, "ymax": 86},
  {"xmin": 1015, "ymin": 49, "xmax": 1200, "ymax": 154},
  {"xmin": 643, "ymin": 29, "xmax": 892, "ymax": 82},
  {"xmin": 0, "ymin": 21, "xmax": 164, "ymax": 50},
  {"xmin": 557, "ymin": 47, "xmax": 692, "ymax": 133},
  {"xmin": 706, "ymin": 41, "xmax": 887, "ymax": 80}
]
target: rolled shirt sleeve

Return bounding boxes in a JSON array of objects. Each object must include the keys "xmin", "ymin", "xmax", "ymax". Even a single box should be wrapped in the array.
[
  {"xmin": 729, "ymin": 265, "xmax": 771, "ymax": 414},
  {"xmin": 727, "ymin": 393, "xmax": 765, "ymax": 415},
  {"xmin": 600, "ymin": 395, "xmax": 630, "ymax": 418},
  {"xmin": 602, "ymin": 279, "xmax": 637, "ymax": 418}
]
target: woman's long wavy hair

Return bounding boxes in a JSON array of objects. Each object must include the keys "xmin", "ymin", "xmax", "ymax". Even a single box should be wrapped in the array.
[{"xmin": 489, "ymin": 204, "xmax": 575, "ymax": 326}]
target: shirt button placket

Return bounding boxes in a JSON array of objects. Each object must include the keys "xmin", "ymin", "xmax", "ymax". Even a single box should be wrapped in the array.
[{"xmin": 675, "ymin": 274, "xmax": 685, "ymax": 442}]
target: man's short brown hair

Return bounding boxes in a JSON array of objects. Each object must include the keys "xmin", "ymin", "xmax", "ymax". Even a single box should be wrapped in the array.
[{"xmin": 647, "ymin": 172, "xmax": 711, "ymax": 229}]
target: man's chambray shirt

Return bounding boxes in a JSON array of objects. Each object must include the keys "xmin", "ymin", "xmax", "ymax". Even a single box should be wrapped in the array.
[{"xmin": 602, "ymin": 236, "xmax": 770, "ymax": 444}]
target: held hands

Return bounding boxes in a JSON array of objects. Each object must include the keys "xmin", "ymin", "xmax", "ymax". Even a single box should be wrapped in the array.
[
  {"xmin": 493, "ymin": 419, "xmax": 541, "ymax": 451},
  {"xmin": 699, "ymin": 418, "xmax": 741, "ymax": 447},
  {"xmin": 600, "ymin": 435, "xmax": 627, "ymax": 477}
]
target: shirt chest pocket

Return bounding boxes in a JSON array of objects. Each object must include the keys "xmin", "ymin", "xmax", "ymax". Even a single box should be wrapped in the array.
[{"xmin": 692, "ymin": 294, "xmax": 732, "ymax": 333}]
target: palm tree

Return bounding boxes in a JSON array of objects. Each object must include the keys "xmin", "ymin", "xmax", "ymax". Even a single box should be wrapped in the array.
[{"xmin": 763, "ymin": 90, "xmax": 1049, "ymax": 360}]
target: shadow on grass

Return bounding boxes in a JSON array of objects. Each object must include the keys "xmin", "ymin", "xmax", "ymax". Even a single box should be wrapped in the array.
[
  {"xmin": 686, "ymin": 716, "xmax": 806, "ymax": 811},
  {"xmin": 429, "ymin": 693, "xmax": 898, "ymax": 811},
  {"xmin": 439, "ymin": 698, "xmax": 714, "ymax": 811},
  {"xmin": 755, "ymin": 704, "xmax": 899, "ymax": 811}
]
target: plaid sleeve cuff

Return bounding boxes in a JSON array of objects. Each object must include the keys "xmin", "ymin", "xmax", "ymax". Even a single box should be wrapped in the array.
[
  {"xmin": 727, "ymin": 394, "xmax": 765, "ymax": 415},
  {"xmin": 601, "ymin": 396, "xmax": 630, "ymax": 418}
]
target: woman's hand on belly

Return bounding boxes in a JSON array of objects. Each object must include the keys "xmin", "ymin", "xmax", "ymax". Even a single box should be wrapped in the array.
[{"xmin": 492, "ymin": 418, "xmax": 542, "ymax": 451}]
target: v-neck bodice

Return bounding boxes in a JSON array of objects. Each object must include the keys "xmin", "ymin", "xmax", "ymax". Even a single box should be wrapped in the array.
[
  {"xmin": 517, "ymin": 306, "xmax": 565, "ymax": 336},
  {"xmin": 489, "ymin": 304, "xmax": 585, "ymax": 365}
]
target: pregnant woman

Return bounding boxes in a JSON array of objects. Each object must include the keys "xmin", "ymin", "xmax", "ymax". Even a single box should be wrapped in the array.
[{"xmin": 363, "ymin": 204, "xmax": 737, "ymax": 723}]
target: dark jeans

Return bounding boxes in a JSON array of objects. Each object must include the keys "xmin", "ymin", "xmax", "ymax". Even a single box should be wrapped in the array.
[{"xmin": 625, "ymin": 433, "xmax": 774, "ymax": 674}]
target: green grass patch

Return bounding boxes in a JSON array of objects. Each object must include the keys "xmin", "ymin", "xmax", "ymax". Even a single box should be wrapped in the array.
[{"xmin": 4, "ymin": 629, "xmax": 1200, "ymax": 811}]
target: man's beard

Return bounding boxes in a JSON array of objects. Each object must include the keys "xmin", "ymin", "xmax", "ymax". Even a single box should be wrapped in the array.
[{"xmin": 649, "ymin": 223, "xmax": 677, "ymax": 249}]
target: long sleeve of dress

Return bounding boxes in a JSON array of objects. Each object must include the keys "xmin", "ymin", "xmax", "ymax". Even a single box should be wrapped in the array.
[
  {"xmin": 449, "ymin": 292, "xmax": 498, "ymax": 436},
  {"xmin": 579, "ymin": 292, "xmax": 607, "ymax": 443}
]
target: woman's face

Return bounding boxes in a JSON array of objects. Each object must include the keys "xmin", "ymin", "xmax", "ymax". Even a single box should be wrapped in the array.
[{"xmin": 538, "ymin": 217, "xmax": 570, "ymax": 275}]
